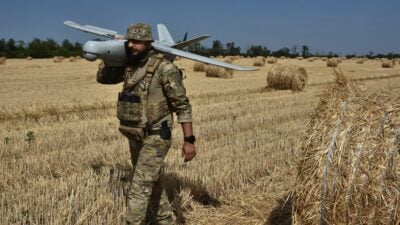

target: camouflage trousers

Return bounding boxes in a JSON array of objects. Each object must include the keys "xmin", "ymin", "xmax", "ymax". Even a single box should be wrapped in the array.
[{"xmin": 125, "ymin": 134, "xmax": 173, "ymax": 225}]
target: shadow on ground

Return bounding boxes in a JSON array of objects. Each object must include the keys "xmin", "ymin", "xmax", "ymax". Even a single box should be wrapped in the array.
[
  {"xmin": 105, "ymin": 164, "xmax": 221, "ymax": 225},
  {"xmin": 264, "ymin": 194, "xmax": 292, "ymax": 225}
]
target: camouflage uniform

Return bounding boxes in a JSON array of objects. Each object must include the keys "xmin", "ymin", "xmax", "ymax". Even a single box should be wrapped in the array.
[{"xmin": 97, "ymin": 23, "xmax": 192, "ymax": 225}]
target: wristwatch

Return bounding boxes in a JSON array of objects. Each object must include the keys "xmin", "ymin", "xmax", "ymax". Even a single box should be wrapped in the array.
[{"xmin": 184, "ymin": 135, "xmax": 196, "ymax": 144}]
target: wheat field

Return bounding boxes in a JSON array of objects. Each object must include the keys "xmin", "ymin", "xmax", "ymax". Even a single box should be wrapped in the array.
[{"xmin": 1, "ymin": 57, "xmax": 400, "ymax": 225}]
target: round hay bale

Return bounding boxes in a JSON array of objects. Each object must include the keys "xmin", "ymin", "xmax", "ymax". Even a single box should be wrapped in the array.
[
  {"xmin": 69, "ymin": 56, "xmax": 76, "ymax": 62},
  {"xmin": 356, "ymin": 59, "xmax": 364, "ymax": 64},
  {"xmin": 256, "ymin": 56, "xmax": 266, "ymax": 63},
  {"xmin": 53, "ymin": 56, "xmax": 63, "ymax": 63},
  {"xmin": 382, "ymin": 60, "xmax": 394, "ymax": 68},
  {"xmin": 0, "ymin": 57, "xmax": 7, "ymax": 65},
  {"xmin": 266, "ymin": 65, "xmax": 308, "ymax": 91},
  {"xmin": 266, "ymin": 57, "xmax": 277, "ymax": 64},
  {"xmin": 321, "ymin": 57, "xmax": 327, "ymax": 61},
  {"xmin": 292, "ymin": 70, "xmax": 400, "ymax": 225},
  {"xmin": 308, "ymin": 58, "xmax": 314, "ymax": 62},
  {"xmin": 205, "ymin": 66, "xmax": 233, "ymax": 79},
  {"xmin": 193, "ymin": 62, "xmax": 206, "ymax": 72},
  {"xmin": 224, "ymin": 56, "xmax": 234, "ymax": 63},
  {"xmin": 27, "ymin": 56, "xmax": 33, "ymax": 60},
  {"xmin": 327, "ymin": 58, "xmax": 339, "ymax": 67},
  {"xmin": 253, "ymin": 58, "xmax": 265, "ymax": 67}
]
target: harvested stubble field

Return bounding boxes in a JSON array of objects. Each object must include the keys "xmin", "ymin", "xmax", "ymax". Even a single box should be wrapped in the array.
[{"xmin": 1, "ymin": 57, "xmax": 400, "ymax": 225}]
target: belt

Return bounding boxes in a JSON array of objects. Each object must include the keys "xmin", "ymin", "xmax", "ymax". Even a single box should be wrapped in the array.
[
  {"xmin": 146, "ymin": 129, "xmax": 161, "ymax": 136},
  {"xmin": 120, "ymin": 120, "xmax": 160, "ymax": 136},
  {"xmin": 120, "ymin": 120, "xmax": 140, "ymax": 127}
]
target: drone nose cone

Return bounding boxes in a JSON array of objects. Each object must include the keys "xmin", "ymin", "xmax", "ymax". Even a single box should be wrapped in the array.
[{"xmin": 83, "ymin": 41, "xmax": 106, "ymax": 61}]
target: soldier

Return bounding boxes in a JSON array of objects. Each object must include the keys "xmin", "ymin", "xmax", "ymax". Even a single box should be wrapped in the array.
[{"xmin": 97, "ymin": 23, "xmax": 196, "ymax": 225}]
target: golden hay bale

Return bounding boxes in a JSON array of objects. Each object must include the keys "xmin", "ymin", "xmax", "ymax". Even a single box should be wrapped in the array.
[
  {"xmin": 193, "ymin": 62, "xmax": 206, "ymax": 72},
  {"xmin": 382, "ymin": 60, "xmax": 394, "ymax": 68},
  {"xmin": 280, "ymin": 56, "xmax": 286, "ymax": 59},
  {"xmin": 292, "ymin": 70, "xmax": 400, "ymax": 225},
  {"xmin": 326, "ymin": 58, "xmax": 339, "ymax": 67},
  {"xmin": 27, "ymin": 56, "xmax": 33, "ymax": 60},
  {"xmin": 224, "ymin": 56, "xmax": 233, "ymax": 63},
  {"xmin": 0, "ymin": 57, "xmax": 6, "ymax": 65},
  {"xmin": 321, "ymin": 57, "xmax": 327, "ymax": 61},
  {"xmin": 205, "ymin": 66, "xmax": 233, "ymax": 79},
  {"xmin": 356, "ymin": 59, "xmax": 364, "ymax": 64},
  {"xmin": 297, "ymin": 56, "xmax": 304, "ymax": 60},
  {"xmin": 266, "ymin": 65, "xmax": 308, "ymax": 91},
  {"xmin": 53, "ymin": 56, "xmax": 63, "ymax": 63},
  {"xmin": 256, "ymin": 56, "xmax": 265, "ymax": 62},
  {"xmin": 69, "ymin": 56, "xmax": 76, "ymax": 62},
  {"xmin": 253, "ymin": 58, "xmax": 265, "ymax": 67},
  {"xmin": 266, "ymin": 56, "xmax": 277, "ymax": 64}
]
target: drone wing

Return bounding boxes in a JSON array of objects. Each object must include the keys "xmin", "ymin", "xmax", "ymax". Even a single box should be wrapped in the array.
[
  {"xmin": 64, "ymin": 21, "xmax": 123, "ymax": 39},
  {"xmin": 152, "ymin": 42, "xmax": 256, "ymax": 71}
]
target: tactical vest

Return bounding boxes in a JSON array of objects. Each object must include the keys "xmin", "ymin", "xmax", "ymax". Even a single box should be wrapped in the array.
[{"xmin": 117, "ymin": 53, "xmax": 171, "ymax": 128}]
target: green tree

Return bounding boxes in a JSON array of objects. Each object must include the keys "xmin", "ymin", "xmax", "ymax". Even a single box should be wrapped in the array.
[
  {"xmin": 246, "ymin": 45, "xmax": 270, "ymax": 57},
  {"xmin": 6, "ymin": 39, "xmax": 17, "ymax": 57},
  {"xmin": 28, "ymin": 38, "xmax": 47, "ymax": 58},
  {"xmin": 301, "ymin": 45, "xmax": 310, "ymax": 58},
  {"xmin": 225, "ymin": 42, "xmax": 241, "ymax": 56},
  {"xmin": 60, "ymin": 39, "xmax": 74, "ymax": 57},
  {"xmin": 272, "ymin": 47, "xmax": 290, "ymax": 57},
  {"xmin": 0, "ymin": 39, "xmax": 5, "ymax": 57},
  {"xmin": 210, "ymin": 40, "xmax": 224, "ymax": 56}
]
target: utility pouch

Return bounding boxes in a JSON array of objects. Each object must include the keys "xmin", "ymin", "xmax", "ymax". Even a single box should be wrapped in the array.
[
  {"xmin": 159, "ymin": 121, "xmax": 172, "ymax": 140},
  {"xmin": 118, "ymin": 125, "xmax": 145, "ymax": 141},
  {"xmin": 116, "ymin": 91, "xmax": 142, "ymax": 122}
]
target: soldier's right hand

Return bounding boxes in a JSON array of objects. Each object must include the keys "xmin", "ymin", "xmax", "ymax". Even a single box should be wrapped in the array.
[{"xmin": 182, "ymin": 142, "xmax": 196, "ymax": 162}]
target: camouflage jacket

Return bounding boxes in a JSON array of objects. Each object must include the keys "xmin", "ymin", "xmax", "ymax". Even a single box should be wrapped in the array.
[{"xmin": 96, "ymin": 50, "xmax": 192, "ymax": 128}]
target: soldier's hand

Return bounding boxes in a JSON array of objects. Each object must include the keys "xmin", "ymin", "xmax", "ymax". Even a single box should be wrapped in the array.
[{"xmin": 182, "ymin": 142, "xmax": 196, "ymax": 162}]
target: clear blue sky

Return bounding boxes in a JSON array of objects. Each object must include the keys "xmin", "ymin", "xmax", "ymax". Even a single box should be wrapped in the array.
[{"xmin": 1, "ymin": 0, "xmax": 399, "ymax": 55}]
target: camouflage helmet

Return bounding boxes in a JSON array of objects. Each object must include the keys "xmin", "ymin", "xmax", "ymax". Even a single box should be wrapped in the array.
[{"xmin": 125, "ymin": 23, "xmax": 153, "ymax": 41}]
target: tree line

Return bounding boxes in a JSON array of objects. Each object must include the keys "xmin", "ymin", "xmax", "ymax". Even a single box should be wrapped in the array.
[
  {"xmin": 0, "ymin": 38, "xmax": 82, "ymax": 58},
  {"xmin": 188, "ymin": 40, "xmax": 400, "ymax": 59},
  {"xmin": 1, "ymin": 37, "xmax": 399, "ymax": 59}
]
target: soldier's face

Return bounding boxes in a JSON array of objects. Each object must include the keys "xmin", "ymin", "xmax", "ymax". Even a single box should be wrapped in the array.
[{"xmin": 127, "ymin": 40, "xmax": 152, "ymax": 56}]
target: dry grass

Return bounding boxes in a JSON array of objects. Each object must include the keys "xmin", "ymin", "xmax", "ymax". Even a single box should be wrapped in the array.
[
  {"xmin": 267, "ymin": 65, "xmax": 308, "ymax": 91},
  {"xmin": 1, "ymin": 58, "xmax": 400, "ymax": 225},
  {"xmin": 292, "ymin": 70, "xmax": 400, "ymax": 224}
]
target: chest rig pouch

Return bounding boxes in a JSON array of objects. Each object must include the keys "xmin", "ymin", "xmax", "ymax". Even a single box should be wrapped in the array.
[{"xmin": 116, "ymin": 54, "xmax": 163, "ymax": 127}]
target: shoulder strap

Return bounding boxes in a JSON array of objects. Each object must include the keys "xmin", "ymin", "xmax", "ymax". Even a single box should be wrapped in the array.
[
  {"xmin": 123, "ymin": 53, "xmax": 164, "ymax": 91},
  {"xmin": 142, "ymin": 53, "xmax": 164, "ymax": 84}
]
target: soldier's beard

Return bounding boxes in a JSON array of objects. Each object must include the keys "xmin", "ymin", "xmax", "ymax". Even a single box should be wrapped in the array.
[{"xmin": 128, "ymin": 47, "xmax": 152, "ymax": 65}]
